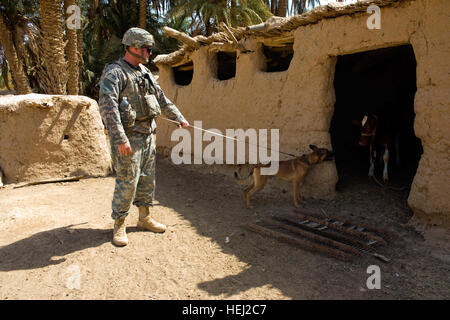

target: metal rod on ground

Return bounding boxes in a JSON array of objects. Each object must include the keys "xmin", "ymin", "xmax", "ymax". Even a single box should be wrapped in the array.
[
  {"xmin": 244, "ymin": 223, "xmax": 354, "ymax": 262},
  {"xmin": 293, "ymin": 210, "xmax": 388, "ymax": 246},
  {"xmin": 270, "ymin": 216, "xmax": 391, "ymax": 263},
  {"xmin": 274, "ymin": 215, "xmax": 380, "ymax": 253},
  {"xmin": 299, "ymin": 210, "xmax": 397, "ymax": 241},
  {"xmin": 13, "ymin": 176, "xmax": 83, "ymax": 189},
  {"xmin": 262, "ymin": 218, "xmax": 361, "ymax": 256}
]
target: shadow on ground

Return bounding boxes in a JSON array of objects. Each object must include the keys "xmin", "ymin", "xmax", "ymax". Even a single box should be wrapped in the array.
[
  {"xmin": 153, "ymin": 156, "xmax": 446, "ymax": 299},
  {"xmin": 0, "ymin": 225, "xmax": 141, "ymax": 271},
  {"xmin": 1, "ymin": 155, "xmax": 446, "ymax": 299}
]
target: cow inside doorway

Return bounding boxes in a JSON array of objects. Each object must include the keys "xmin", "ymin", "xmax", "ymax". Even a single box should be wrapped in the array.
[{"xmin": 330, "ymin": 45, "xmax": 423, "ymax": 192}]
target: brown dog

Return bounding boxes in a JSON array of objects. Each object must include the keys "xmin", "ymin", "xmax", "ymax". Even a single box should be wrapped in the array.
[{"xmin": 234, "ymin": 145, "xmax": 334, "ymax": 208}]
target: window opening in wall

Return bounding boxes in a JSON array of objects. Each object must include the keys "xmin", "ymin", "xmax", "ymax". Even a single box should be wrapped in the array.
[
  {"xmin": 217, "ymin": 51, "xmax": 236, "ymax": 80},
  {"xmin": 173, "ymin": 61, "xmax": 193, "ymax": 86},
  {"xmin": 262, "ymin": 43, "xmax": 293, "ymax": 72}
]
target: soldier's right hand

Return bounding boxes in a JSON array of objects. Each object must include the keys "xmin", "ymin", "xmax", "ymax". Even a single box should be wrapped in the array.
[{"xmin": 118, "ymin": 142, "xmax": 132, "ymax": 156}]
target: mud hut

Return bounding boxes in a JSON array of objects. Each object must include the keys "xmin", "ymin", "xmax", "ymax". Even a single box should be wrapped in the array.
[
  {"xmin": 0, "ymin": 94, "xmax": 111, "ymax": 184},
  {"xmin": 153, "ymin": 0, "xmax": 450, "ymax": 225}
]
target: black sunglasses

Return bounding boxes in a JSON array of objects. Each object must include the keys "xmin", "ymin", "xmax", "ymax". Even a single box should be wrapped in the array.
[{"xmin": 143, "ymin": 46, "xmax": 153, "ymax": 54}]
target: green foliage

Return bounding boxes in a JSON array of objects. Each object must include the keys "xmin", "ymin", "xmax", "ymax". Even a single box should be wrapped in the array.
[
  {"xmin": 0, "ymin": 71, "xmax": 6, "ymax": 88},
  {"xmin": 79, "ymin": 0, "xmax": 192, "ymax": 98},
  {"xmin": 0, "ymin": 0, "xmax": 39, "ymax": 23},
  {"xmin": 169, "ymin": 0, "xmax": 272, "ymax": 35},
  {"xmin": 0, "ymin": 0, "xmax": 276, "ymax": 97}
]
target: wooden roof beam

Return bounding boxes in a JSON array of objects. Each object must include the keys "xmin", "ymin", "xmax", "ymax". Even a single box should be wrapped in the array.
[{"xmin": 162, "ymin": 27, "xmax": 201, "ymax": 50}]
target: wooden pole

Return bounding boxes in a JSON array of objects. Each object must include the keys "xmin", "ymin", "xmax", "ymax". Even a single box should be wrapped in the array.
[
  {"xmin": 162, "ymin": 27, "xmax": 200, "ymax": 50},
  {"xmin": 208, "ymin": 41, "xmax": 237, "ymax": 52},
  {"xmin": 13, "ymin": 176, "xmax": 82, "ymax": 189},
  {"xmin": 262, "ymin": 218, "xmax": 361, "ymax": 256},
  {"xmin": 275, "ymin": 215, "xmax": 378, "ymax": 253},
  {"xmin": 295, "ymin": 209, "xmax": 397, "ymax": 240},
  {"xmin": 219, "ymin": 22, "xmax": 249, "ymax": 53},
  {"xmin": 244, "ymin": 223, "xmax": 353, "ymax": 262},
  {"xmin": 293, "ymin": 210, "xmax": 388, "ymax": 246}
]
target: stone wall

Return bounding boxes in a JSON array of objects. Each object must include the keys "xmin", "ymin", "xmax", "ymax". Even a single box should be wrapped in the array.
[
  {"xmin": 155, "ymin": 0, "xmax": 450, "ymax": 223},
  {"xmin": 0, "ymin": 94, "xmax": 111, "ymax": 184}
]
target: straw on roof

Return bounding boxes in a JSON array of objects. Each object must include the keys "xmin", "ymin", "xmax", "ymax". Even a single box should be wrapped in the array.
[{"xmin": 153, "ymin": 0, "xmax": 413, "ymax": 67}]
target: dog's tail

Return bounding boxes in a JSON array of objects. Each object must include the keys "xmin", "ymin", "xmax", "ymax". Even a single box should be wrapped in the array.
[{"xmin": 234, "ymin": 169, "xmax": 254, "ymax": 185}]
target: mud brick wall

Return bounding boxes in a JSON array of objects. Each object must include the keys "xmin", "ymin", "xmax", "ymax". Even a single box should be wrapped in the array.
[
  {"xmin": 155, "ymin": 0, "xmax": 450, "ymax": 224},
  {"xmin": 0, "ymin": 94, "xmax": 111, "ymax": 184}
]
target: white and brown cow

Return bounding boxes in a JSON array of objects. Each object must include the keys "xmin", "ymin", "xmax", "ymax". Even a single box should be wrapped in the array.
[{"xmin": 353, "ymin": 112, "xmax": 400, "ymax": 182}]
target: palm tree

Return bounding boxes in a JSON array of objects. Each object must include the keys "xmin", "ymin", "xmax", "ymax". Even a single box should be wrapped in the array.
[
  {"xmin": 0, "ymin": 14, "xmax": 31, "ymax": 94},
  {"xmin": 242, "ymin": 0, "xmax": 273, "ymax": 26},
  {"xmin": 65, "ymin": 0, "xmax": 79, "ymax": 95},
  {"xmin": 170, "ymin": 0, "xmax": 272, "ymax": 36},
  {"xmin": 277, "ymin": 0, "xmax": 288, "ymax": 16},
  {"xmin": 40, "ymin": 0, "xmax": 67, "ymax": 94},
  {"xmin": 80, "ymin": 0, "xmax": 140, "ymax": 97},
  {"xmin": 263, "ymin": 0, "xmax": 322, "ymax": 16},
  {"xmin": 76, "ymin": 0, "xmax": 84, "ymax": 91},
  {"xmin": 290, "ymin": 0, "xmax": 322, "ymax": 15},
  {"xmin": 139, "ymin": 0, "xmax": 146, "ymax": 29},
  {"xmin": 270, "ymin": 0, "xmax": 276, "ymax": 14},
  {"xmin": 157, "ymin": 12, "xmax": 192, "ymax": 53},
  {"xmin": 0, "ymin": 50, "xmax": 12, "ymax": 90}
]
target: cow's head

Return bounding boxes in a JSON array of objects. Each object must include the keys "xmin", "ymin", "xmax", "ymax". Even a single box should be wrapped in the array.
[{"xmin": 353, "ymin": 115, "xmax": 377, "ymax": 147}]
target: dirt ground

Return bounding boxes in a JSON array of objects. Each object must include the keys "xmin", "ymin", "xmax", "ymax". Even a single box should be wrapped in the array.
[{"xmin": 0, "ymin": 155, "xmax": 449, "ymax": 300}]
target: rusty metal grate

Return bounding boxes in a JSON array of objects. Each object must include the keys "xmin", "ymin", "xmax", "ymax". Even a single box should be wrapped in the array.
[{"xmin": 244, "ymin": 209, "xmax": 395, "ymax": 263}]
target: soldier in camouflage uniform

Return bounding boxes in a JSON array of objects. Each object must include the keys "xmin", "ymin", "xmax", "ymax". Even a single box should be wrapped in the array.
[{"xmin": 98, "ymin": 27, "xmax": 189, "ymax": 246}]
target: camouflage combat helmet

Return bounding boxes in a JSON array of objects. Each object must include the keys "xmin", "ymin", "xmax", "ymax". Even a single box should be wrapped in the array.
[{"xmin": 122, "ymin": 27, "xmax": 154, "ymax": 48}]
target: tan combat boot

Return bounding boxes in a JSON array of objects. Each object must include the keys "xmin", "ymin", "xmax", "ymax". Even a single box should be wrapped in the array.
[
  {"xmin": 137, "ymin": 206, "xmax": 166, "ymax": 233},
  {"xmin": 113, "ymin": 217, "xmax": 128, "ymax": 246}
]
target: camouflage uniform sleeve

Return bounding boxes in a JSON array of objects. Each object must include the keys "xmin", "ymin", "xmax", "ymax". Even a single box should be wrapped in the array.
[
  {"xmin": 150, "ymin": 73, "xmax": 186, "ymax": 123},
  {"xmin": 98, "ymin": 65, "xmax": 129, "ymax": 145}
]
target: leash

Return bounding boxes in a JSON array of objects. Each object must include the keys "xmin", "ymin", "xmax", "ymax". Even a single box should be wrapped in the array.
[
  {"xmin": 162, "ymin": 118, "xmax": 407, "ymax": 191},
  {"xmin": 160, "ymin": 117, "xmax": 298, "ymax": 158}
]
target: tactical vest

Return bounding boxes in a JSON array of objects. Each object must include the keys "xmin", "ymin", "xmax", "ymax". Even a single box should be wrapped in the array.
[{"xmin": 115, "ymin": 59, "xmax": 161, "ymax": 122}]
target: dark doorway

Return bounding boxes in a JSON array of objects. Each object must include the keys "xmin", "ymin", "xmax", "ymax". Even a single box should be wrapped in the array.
[{"xmin": 330, "ymin": 45, "xmax": 422, "ymax": 191}]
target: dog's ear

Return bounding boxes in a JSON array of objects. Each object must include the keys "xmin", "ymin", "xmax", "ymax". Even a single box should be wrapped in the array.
[{"xmin": 309, "ymin": 144, "xmax": 318, "ymax": 151}]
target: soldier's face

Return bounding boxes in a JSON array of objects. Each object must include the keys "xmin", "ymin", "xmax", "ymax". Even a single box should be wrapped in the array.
[
  {"xmin": 129, "ymin": 46, "xmax": 151, "ymax": 63},
  {"xmin": 142, "ymin": 46, "xmax": 152, "ymax": 61}
]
